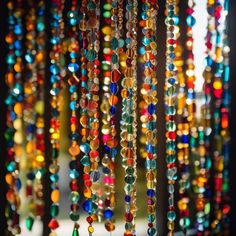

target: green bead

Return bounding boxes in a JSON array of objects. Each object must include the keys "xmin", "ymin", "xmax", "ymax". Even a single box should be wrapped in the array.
[
  {"xmin": 72, "ymin": 226, "xmax": 79, "ymax": 236},
  {"xmin": 125, "ymin": 175, "xmax": 135, "ymax": 184},
  {"xmin": 86, "ymin": 50, "xmax": 97, "ymax": 61},
  {"xmin": 50, "ymin": 204, "xmax": 59, "ymax": 217},
  {"xmin": 52, "ymin": 148, "xmax": 59, "ymax": 159},
  {"xmin": 127, "ymin": 125, "xmax": 133, "ymax": 134},
  {"xmin": 80, "ymin": 155, "xmax": 90, "ymax": 166},
  {"xmin": 125, "ymin": 222, "xmax": 132, "ymax": 230},
  {"xmin": 103, "ymin": 11, "xmax": 111, "ymax": 18},
  {"xmin": 70, "ymin": 211, "xmax": 80, "ymax": 221},
  {"xmin": 167, "ymin": 211, "xmax": 176, "ymax": 221},
  {"xmin": 103, "ymin": 3, "xmax": 112, "ymax": 10},
  {"xmin": 179, "ymin": 217, "xmax": 190, "ymax": 228},
  {"xmin": 111, "ymin": 54, "xmax": 118, "ymax": 63},
  {"xmin": 26, "ymin": 216, "xmax": 34, "ymax": 231},
  {"xmin": 126, "ymin": 167, "xmax": 134, "ymax": 175},
  {"xmin": 111, "ymin": 38, "xmax": 119, "ymax": 50},
  {"xmin": 87, "ymin": 1, "xmax": 96, "ymax": 10}
]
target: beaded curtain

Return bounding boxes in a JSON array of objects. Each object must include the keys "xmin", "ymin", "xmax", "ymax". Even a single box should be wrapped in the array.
[{"xmin": 2, "ymin": 0, "xmax": 231, "ymax": 236}]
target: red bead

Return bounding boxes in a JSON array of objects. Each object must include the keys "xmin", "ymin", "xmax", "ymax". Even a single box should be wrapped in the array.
[
  {"xmin": 48, "ymin": 219, "xmax": 59, "ymax": 230},
  {"xmin": 87, "ymin": 216, "xmax": 93, "ymax": 224}
]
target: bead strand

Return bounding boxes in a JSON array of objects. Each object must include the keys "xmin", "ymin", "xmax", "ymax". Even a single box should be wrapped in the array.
[
  {"xmin": 48, "ymin": 0, "xmax": 65, "ymax": 233},
  {"xmin": 83, "ymin": 1, "xmax": 101, "ymax": 235},
  {"xmin": 5, "ymin": 0, "xmax": 24, "ymax": 234},
  {"xmin": 165, "ymin": 0, "xmax": 179, "ymax": 234},
  {"xmin": 67, "ymin": 1, "xmax": 81, "ymax": 235},
  {"xmin": 121, "ymin": 0, "xmax": 138, "ymax": 235},
  {"xmin": 139, "ymin": 1, "xmax": 159, "ymax": 235}
]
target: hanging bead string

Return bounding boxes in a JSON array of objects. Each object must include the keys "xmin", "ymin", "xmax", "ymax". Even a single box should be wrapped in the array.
[
  {"xmin": 78, "ymin": 0, "xmax": 99, "ymax": 233},
  {"xmin": 34, "ymin": 0, "xmax": 46, "ymax": 223},
  {"xmin": 220, "ymin": 0, "xmax": 231, "ymax": 232},
  {"xmin": 101, "ymin": 0, "xmax": 119, "ymax": 232},
  {"xmin": 121, "ymin": 0, "xmax": 138, "ymax": 235},
  {"xmin": 48, "ymin": 0, "xmax": 65, "ymax": 233},
  {"xmin": 177, "ymin": 0, "xmax": 196, "ymax": 233},
  {"xmin": 24, "ymin": 0, "xmax": 38, "ymax": 230},
  {"xmin": 193, "ymin": 0, "xmax": 216, "ymax": 234},
  {"xmin": 139, "ymin": 1, "xmax": 158, "ymax": 235},
  {"xmin": 211, "ymin": 0, "xmax": 229, "ymax": 233},
  {"xmin": 165, "ymin": 0, "xmax": 179, "ymax": 234},
  {"xmin": 82, "ymin": 1, "xmax": 101, "ymax": 235},
  {"xmin": 5, "ymin": 0, "xmax": 24, "ymax": 234},
  {"xmin": 174, "ymin": 4, "xmax": 190, "ymax": 235},
  {"xmin": 66, "ymin": 1, "xmax": 81, "ymax": 235},
  {"xmin": 77, "ymin": 1, "xmax": 93, "ymax": 233},
  {"xmin": 100, "ymin": 0, "xmax": 112, "ymax": 225},
  {"xmin": 78, "ymin": 0, "xmax": 94, "ymax": 231}
]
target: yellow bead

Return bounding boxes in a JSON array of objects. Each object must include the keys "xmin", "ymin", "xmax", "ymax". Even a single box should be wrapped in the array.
[
  {"xmin": 88, "ymin": 226, "xmax": 94, "ymax": 233},
  {"xmin": 102, "ymin": 26, "xmax": 111, "ymax": 35},
  {"xmin": 36, "ymin": 155, "xmax": 45, "ymax": 163},
  {"xmin": 14, "ymin": 102, "xmax": 23, "ymax": 115},
  {"xmin": 34, "ymin": 101, "xmax": 44, "ymax": 115},
  {"xmin": 213, "ymin": 80, "xmax": 222, "ymax": 90},
  {"xmin": 51, "ymin": 189, "xmax": 60, "ymax": 203}
]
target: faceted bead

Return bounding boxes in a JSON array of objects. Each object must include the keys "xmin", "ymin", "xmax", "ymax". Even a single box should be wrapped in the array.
[
  {"xmin": 48, "ymin": 219, "xmax": 59, "ymax": 230},
  {"xmin": 72, "ymin": 225, "xmax": 79, "ymax": 236},
  {"xmin": 70, "ymin": 191, "xmax": 80, "ymax": 204},
  {"xmin": 25, "ymin": 216, "xmax": 34, "ymax": 231},
  {"xmin": 167, "ymin": 211, "xmax": 176, "ymax": 221},
  {"xmin": 68, "ymin": 63, "xmax": 79, "ymax": 73}
]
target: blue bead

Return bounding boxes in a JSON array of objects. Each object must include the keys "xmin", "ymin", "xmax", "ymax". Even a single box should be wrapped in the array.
[
  {"xmin": 69, "ymin": 52, "xmax": 77, "ymax": 59},
  {"xmin": 27, "ymin": 124, "xmax": 36, "ymax": 133},
  {"xmin": 147, "ymin": 189, "xmax": 155, "ymax": 197},
  {"xmin": 182, "ymin": 135, "xmax": 189, "ymax": 143},
  {"xmin": 15, "ymin": 178, "xmax": 21, "ymax": 191},
  {"xmin": 68, "ymin": 63, "xmax": 79, "ymax": 73},
  {"xmin": 7, "ymin": 161, "xmax": 16, "ymax": 172},
  {"xmin": 125, "ymin": 195, "xmax": 131, "ymax": 202},
  {"xmin": 70, "ymin": 101, "xmax": 77, "ymax": 111},
  {"xmin": 80, "ymin": 143, "xmax": 90, "ymax": 154},
  {"xmin": 148, "ymin": 104, "xmax": 155, "ymax": 115},
  {"xmin": 110, "ymin": 106, "xmax": 117, "ymax": 115},
  {"xmin": 50, "ymin": 64, "xmax": 60, "ymax": 75},
  {"xmin": 50, "ymin": 36, "xmax": 59, "ymax": 45},
  {"xmin": 50, "ymin": 174, "xmax": 59, "ymax": 182},
  {"xmin": 83, "ymin": 200, "xmax": 92, "ymax": 213},
  {"xmin": 186, "ymin": 15, "xmax": 196, "ymax": 27},
  {"xmin": 103, "ymin": 167, "xmax": 110, "ymax": 175},
  {"xmin": 69, "ymin": 169, "xmax": 79, "ymax": 179},
  {"xmin": 110, "ymin": 83, "xmax": 118, "ymax": 94},
  {"xmin": 104, "ymin": 209, "xmax": 113, "ymax": 219},
  {"xmin": 69, "ymin": 85, "xmax": 77, "ymax": 93}
]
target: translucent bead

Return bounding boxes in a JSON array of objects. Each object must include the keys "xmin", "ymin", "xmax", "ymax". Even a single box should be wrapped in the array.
[
  {"xmin": 167, "ymin": 211, "xmax": 176, "ymax": 221},
  {"xmin": 104, "ymin": 209, "xmax": 113, "ymax": 219},
  {"xmin": 70, "ymin": 191, "xmax": 80, "ymax": 204}
]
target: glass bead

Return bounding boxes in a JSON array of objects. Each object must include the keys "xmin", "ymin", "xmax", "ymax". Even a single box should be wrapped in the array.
[
  {"xmin": 104, "ymin": 209, "xmax": 113, "ymax": 219},
  {"xmin": 25, "ymin": 216, "xmax": 34, "ymax": 231},
  {"xmin": 70, "ymin": 211, "xmax": 80, "ymax": 221},
  {"xmin": 167, "ymin": 211, "xmax": 176, "ymax": 221},
  {"xmin": 68, "ymin": 63, "xmax": 79, "ymax": 73},
  {"xmin": 70, "ymin": 191, "xmax": 80, "ymax": 204}
]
